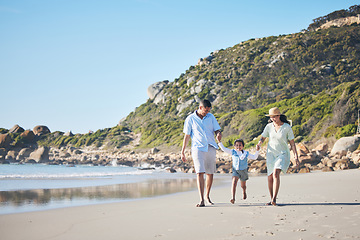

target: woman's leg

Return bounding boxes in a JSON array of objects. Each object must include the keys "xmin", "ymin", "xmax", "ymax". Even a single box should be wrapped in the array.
[
  {"xmin": 240, "ymin": 180, "xmax": 247, "ymax": 200},
  {"xmin": 271, "ymin": 169, "xmax": 281, "ymax": 205},
  {"xmin": 231, "ymin": 176, "xmax": 239, "ymax": 204},
  {"xmin": 267, "ymin": 173, "xmax": 274, "ymax": 204}
]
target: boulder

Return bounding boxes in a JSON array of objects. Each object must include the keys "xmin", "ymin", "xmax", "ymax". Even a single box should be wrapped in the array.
[
  {"xmin": 351, "ymin": 150, "xmax": 360, "ymax": 164},
  {"xmin": 176, "ymin": 99, "xmax": 195, "ymax": 113},
  {"xmin": 0, "ymin": 134, "xmax": 12, "ymax": 148},
  {"xmin": 322, "ymin": 166, "xmax": 334, "ymax": 172},
  {"xmin": 298, "ymin": 166, "xmax": 311, "ymax": 173},
  {"xmin": 150, "ymin": 147, "xmax": 160, "ymax": 154},
  {"xmin": 64, "ymin": 131, "xmax": 74, "ymax": 137},
  {"xmin": 297, "ymin": 142, "xmax": 310, "ymax": 156},
  {"xmin": 298, "ymin": 153, "xmax": 314, "ymax": 164},
  {"xmin": 248, "ymin": 160, "xmax": 267, "ymax": 173},
  {"xmin": 5, "ymin": 150, "xmax": 17, "ymax": 161},
  {"xmin": 33, "ymin": 125, "xmax": 51, "ymax": 136},
  {"xmin": 147, "ymin": 81, "xmax": 168, "ymax": 100},
  {"xmin": 20, "ymin": 130, "xmax": 35, "ymax": 143},
  {"xmin": 331, "ymin": 135, "xmax": 360, "ymax": 155},
  {"xmin": 29, "ymin": 146, "xmax": 50, "ymax": 163},
  {"xmin": 0, "ymin": 148, "xmax": 6, "ymax": 158},
  {"xmin": 334, "ymin": 159, "xmax": 357, "ymax": 170},
  {"xmin": 9, "ymin": 124, "xmax": 25, "ymax": 133},
  {"xmin": 313, "ymin": 143, "xmax": 329, "ymax": 156},
  {"xmin": 17, "ymin": 148, "xmax": 33, "ymax": 160}
]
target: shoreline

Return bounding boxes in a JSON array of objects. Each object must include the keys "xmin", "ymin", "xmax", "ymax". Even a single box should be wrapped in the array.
[{"xmin": 1, "ymin": 169, "xmax": 359, "ymax": 239}]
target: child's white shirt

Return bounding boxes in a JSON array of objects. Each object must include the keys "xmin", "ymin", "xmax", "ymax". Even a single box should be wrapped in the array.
[{"xmin": 218, "ymin": 142, "xmax": 259, "ymax": 160}]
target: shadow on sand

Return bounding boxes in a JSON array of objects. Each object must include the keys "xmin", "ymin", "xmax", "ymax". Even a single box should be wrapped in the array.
[{"xmin": 205, "ymin": 202, "xmax": 360, "ymax": 207}]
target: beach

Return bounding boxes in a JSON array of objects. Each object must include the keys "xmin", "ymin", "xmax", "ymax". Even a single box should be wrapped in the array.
[{"xmin": 1, "ymin": 169, "xmax": 359, "ymax": 240}]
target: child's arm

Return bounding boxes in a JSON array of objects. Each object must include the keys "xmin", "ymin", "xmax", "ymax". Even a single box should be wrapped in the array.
[
  {"xmin": 217, "ymin": 142, "xmax": 233, "ymax": 155},
  {"xmin": 248, "ymin": 145, "xmax": 260, "ymax": 160},
  {"xmin": 248, "ymin": 150, "xmax": 259, "ymax": 160}
]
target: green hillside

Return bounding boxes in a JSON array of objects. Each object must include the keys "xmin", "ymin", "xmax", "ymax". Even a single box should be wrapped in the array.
[
  {"xmin": 120, "ymin": 5, "xmax": 360, "ymax": 148},
  {"xmin": 5, "ymin": 5, "xmax": 359, "ymax": 151}
]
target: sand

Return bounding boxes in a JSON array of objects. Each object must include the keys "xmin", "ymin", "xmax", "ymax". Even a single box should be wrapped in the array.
[{"xmin": 1, "ymin": 169, "xmax": 359, "ymax": 240}]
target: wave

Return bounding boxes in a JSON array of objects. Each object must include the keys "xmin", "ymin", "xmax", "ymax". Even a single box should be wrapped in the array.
[{"xmin": 0, "ymin": 165, "xmax": 155, "ymax": 179}]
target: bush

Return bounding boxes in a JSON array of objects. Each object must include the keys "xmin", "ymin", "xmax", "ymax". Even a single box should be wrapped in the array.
[{"xmin": 335, "ymin": 124, "xmax": 357, "ymax": 139}]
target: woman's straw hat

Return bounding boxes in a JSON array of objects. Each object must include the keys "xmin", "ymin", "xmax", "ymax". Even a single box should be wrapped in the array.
[{"xmin": 266, "ymin": 107, "xmax": 282, "ymax": 116}]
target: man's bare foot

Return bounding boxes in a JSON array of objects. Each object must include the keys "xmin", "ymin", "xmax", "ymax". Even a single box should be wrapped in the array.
[
  {"xmin": 265, "ymin": 201, "xmax": 272, "ymax": 206},
  {"xmin": 206, "ymin": 197, "xmax": 214, "ymax": 205},
  {"xmin": 243, "ymin": 191, "xmax": 247, "ymax": 200},
  {"xmin": 271, "ymin": 201, "xmax": 277, "ymax": 206},
  {"xmin": 230, "ymin": 198, "xmax": 235, "ymax": 204},
  {"xmin": 196, "ymin": 201, "xmax": 205, "ymax": 207}
]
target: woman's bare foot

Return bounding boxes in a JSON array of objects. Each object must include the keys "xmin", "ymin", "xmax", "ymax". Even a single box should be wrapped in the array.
[
  {"xmin": 206, "ymin": 197, "xmax": 214, "ymax": 205},
  {"xmin": 196, "ymin": 200, "xmax": 205, "ymax": 207},
  {"xmin": 230, "ymin": 198, "xmax": 235, "ymax": 204},
  {"xmin": 271, "ymin": 200, "xmax": 277, "ymax": 206}
]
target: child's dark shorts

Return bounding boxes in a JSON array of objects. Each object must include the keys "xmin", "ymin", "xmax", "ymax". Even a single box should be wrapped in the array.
[{"xmin": 232, "ymin": 167, "xmax": 249, "ymax": 181}]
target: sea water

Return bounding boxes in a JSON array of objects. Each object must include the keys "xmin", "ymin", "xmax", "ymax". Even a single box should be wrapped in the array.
[{"xmin": 0, "ymin": 163, "xmax": 199, "ymax": 214}]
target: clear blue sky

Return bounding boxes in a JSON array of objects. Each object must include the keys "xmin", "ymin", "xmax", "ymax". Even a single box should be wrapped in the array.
[{"xmin": 1, "ymin": 0, "xmax": 358, "ymax": 134}]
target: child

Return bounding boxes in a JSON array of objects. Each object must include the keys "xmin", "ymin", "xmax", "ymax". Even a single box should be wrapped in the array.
[{"xmin": 217, "ymin": 135, "xmax": 260, "ymax": 204}]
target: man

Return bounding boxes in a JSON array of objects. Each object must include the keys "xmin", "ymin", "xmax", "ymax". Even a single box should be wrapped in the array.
[{"xmin": 181, "ymin": 99, "xmax": 222, "ymax": 207}]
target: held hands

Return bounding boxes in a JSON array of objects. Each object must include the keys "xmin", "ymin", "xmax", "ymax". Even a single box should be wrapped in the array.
[{"xmin": 216, "ymin": 132, "xmax": 222, "ymax": 143}]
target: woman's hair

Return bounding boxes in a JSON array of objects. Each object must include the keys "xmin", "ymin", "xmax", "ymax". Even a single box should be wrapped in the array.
[
  {"xmin": 234, "ymin": 139, "xmax": 245, "ymax": 147},
  {"xmin": 268, "ymin": 114, "xmax": 290, "ymax": 124}
]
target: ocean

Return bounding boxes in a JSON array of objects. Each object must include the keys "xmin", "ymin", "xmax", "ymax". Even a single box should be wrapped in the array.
[{"xmin": 0, "ymin": 163, "xmax": 200, "ymax": 215}]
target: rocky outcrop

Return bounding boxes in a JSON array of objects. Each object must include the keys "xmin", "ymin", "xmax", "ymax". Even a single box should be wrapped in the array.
[
  {"xmin": 9, "ymin": 125, "xmax": 25, "ymax": 133},
  {"xmin": 20, "ymin": 130, "xmax": 35, "ymax": 143},
  {"xmin": 0, "ymin": 134, "xmax": 12, "ymax": 149},
  {"xmin": 317, "ymin": 15, "xmax": 360, "ymax": 30},
  {"xmin": 331, "ymin": 135, "xmax": 360, "ymax": 155},
  {"xmin": 33, "ymin": 125, "xmax": 51, "ymax": 136},
  {"xmin": 29, "ymin": 146, "xmax": 50, "ymax": 163},
  {"xmin": 147, "ymin": 81, "xmax": 169, "ymax": 104}
]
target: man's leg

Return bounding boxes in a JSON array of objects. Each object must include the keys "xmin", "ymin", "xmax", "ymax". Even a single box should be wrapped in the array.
[
  {"xmin": 205, "ymin": 173, "xmax": 214, "ymax": 205},
  {"xmin": 196, "ymin": 172, "xmax": 205, "ymax": 207}
]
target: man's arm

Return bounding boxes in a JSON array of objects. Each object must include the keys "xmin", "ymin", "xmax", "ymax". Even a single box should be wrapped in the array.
[
  {"xmin": 214, "ymin": 130, "xmax": 222, "ymax": 142},
  {"xmin": 181, "ymin": 134, "xmax": 191, "ymax": 162}
]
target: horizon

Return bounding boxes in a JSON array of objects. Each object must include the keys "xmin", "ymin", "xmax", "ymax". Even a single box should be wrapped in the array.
[{"xmin": 1, "ymin": 0, "xmax": 358, "ymax": 134}]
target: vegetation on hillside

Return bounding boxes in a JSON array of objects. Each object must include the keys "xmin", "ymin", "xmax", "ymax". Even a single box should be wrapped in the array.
[
  {"xmin": 308, "ymin": 4, "xmax": 360, "ymax": 30},
  {"xmin": 2, "ymin": 5, "xmax": 359, "ymax": 150},
  {"xmin": 121, "ymin": 10, "xmax": 360, "ymax": 148}
]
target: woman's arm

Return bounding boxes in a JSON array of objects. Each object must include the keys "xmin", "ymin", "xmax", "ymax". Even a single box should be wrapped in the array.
[
  {"xmin": 289, "ymin": 139, "xmax": 300, "ymax": 167},
  {"xmin": 256, "ymin": 136, "xmax": 266, "ymax": 149}
]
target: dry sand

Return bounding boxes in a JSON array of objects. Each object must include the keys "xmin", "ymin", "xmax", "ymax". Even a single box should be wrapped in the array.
[{"xmin": 1, "ymin": 169, "xmax": 360, "ymax": 240}]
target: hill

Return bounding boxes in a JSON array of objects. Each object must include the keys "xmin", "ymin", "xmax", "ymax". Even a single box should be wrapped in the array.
[
  {"xmin": 2, "ymin": 5, "xmax": 360, "ymax": 152},
  {"xmin": 120, "ymin": 5, "xmax": 360, "ymax": 149}
]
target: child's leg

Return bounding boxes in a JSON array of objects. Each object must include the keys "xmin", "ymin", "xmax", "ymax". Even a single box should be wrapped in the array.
[
  {"xmin": 240, "ymin": 180, "xmax": 247, "ymax": 200},
  {"xmin": 231, "ymin": 176, "xmax": 239, "ymax": 204}
]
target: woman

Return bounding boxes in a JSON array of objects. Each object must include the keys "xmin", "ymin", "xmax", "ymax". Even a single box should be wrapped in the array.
[{"xmin": 256, "ymin": 107, "xmax": 300, "ymax": 206}]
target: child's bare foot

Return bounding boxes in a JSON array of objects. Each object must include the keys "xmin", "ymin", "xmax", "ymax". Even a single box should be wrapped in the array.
[
  {"xmin": 243, "ymin": 191, "xmax": 247, "ymax": 200},
  {"xmin": 230, "ymin": 198, "xmax": 235, "ymax": 204}
]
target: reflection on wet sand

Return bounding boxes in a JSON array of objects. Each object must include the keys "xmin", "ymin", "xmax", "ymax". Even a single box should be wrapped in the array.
[{"xmin": 0, "ymin": 178, "xmax": 198, "ymax": 208}]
